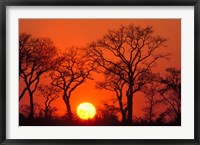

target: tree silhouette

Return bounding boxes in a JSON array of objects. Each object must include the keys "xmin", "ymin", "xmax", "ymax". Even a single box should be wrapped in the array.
[
  {"xmin": 19, "ymin": 103, "xmax": 41, "ymax": 118},
  {"xmin": 87, "ymin": 25, "xmax": 169, "ymax": 124},
  {"xmin": 19, "ymin": 33, "xmax": 32, "ymax": 100},
  {"xmin": 96, "ymin": 71, "xmax": 128, "ymax": 124},
  {"xmin": 19, "ymin": 33, "xmax": 32, "ymax": 77},
  {"xmin": 19, "ymin": 33, "xmax": 58, "ymax": 119},
  {"xmin": 158, "ymin": 67, "xmax": 181, "ymax": 123},
  {"xmin": 97, "ymin": 99, "xmax": 120, "ymax": 125},
  {"xmin": 142, "ymin": 81, "xmax": 163, "ymax": 124},
  {"xmin": 50, "ymin": 47, "xmax": 94, "ymax": 120},
  {"xmin": 38, "ymin": 85, "xmax": 60, "ymax": 120}
]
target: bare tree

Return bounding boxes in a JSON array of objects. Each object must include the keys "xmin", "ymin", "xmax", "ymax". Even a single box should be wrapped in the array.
[
  {"xmin": 97, "ymin": 99, "xmax": 120, "ymax": 125},
  {"xmin": 50, "ymin": 47, "xmax": 94, "ymax": 120},
  {"xmin": 19, "ymin": 103, "xmax": 42, "ymax": 118},
  {"xmin": 19, "ymin": 33, "xmax": 32, "ymax": 76},
  {"xmin": 38, "ymin": 85, "xmax": 60, "ymax": 120},
  {"xmin": 142, "ymin": 82, "xmax": 162, "ymax": 124},
  {"xmin": 158, "ymin": 67, "xmax": 181, "ymax": 122},
  {"xmin": 19, "ymin": 33, "xmax": 58, "ymax": 119},
  {"xmin": 87, "ymin": 25, "xmax": 169, "ymax": 124},
  {"xmin": 19, "ymin": 33, "xmax": 32, "ymax": 100},
  {"xmin": 96, "ymin": 70, "xmax": 127, "ymax": 124}
]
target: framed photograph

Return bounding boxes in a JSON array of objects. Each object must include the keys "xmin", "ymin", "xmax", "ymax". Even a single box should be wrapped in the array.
[{"xmin": 0, "ymin": 0, "xmax": 200, "ymax": 144}]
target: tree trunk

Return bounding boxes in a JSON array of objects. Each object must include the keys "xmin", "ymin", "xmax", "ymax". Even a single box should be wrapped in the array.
[
  {"xmin": 149, "ymin": 105, "xmax": 152, "ymax": 125},
  {"xmin": 28, "ymin": 90, "xmax": 34, "ymax": 119},
  {"xmin": 127, "ymin": 84, "xmax": 133, "ymax": 125},
  {"xmin": 118, "ymin": 96, "xmax": 126, "ymax": 124},
  {"xmin": 19, "ymin": 87, "xmax": 27, "ymax": 102},
  {"xmin": 122, "ymin": 111, "xmax": 126, "ymax": 125},
  {"xmin": 127, "ymin": 94, "xmax": 133, "ymax": 125},
  {"xmin": 45, "ymin": 107, "xmax": 49, "ymax": 120},
  {"xmin": 127, "ymin": 73, "xmax": 133, "ymax": 125},
  {"xmin": 65, "ymin": 98, "xmax": 72, "ymax": 119},
  {"xmin": 176, "ymin": 112, "xmax": 181, "ymax": 125},
  {"xmin": 63, "ymin": 92, "xmax": 72, "ymax": 120}
]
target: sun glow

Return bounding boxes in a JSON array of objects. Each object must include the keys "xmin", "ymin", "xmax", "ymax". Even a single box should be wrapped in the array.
[{"xmin": 76, "ymin": 102, "xmax": 96, "ymax": 120}]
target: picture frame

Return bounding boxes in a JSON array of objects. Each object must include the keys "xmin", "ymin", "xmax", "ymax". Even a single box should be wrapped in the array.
[{"xmin": 0, "ymin": 0, "xmax": 200, "ymax": 144}]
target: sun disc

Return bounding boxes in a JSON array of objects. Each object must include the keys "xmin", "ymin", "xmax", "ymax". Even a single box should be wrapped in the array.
[{"xmin": 77, "ymin": 102, "xmax": 96, "ymax": 120}]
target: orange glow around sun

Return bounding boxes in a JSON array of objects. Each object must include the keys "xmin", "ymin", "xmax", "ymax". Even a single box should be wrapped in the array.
[{"xmin": 77, "ymin": 102, "xmax": 96, "ymax": 120}]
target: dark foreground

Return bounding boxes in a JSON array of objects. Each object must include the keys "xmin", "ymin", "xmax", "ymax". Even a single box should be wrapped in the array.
[{"xmin": 19, "ymin": 116, "xmax": 181, "ymax": 126}]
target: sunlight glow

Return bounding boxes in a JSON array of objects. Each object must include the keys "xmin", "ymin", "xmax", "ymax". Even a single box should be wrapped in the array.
[{"xmin": 77, "ymin": 102, "xmax": 96, "ymax": 120}]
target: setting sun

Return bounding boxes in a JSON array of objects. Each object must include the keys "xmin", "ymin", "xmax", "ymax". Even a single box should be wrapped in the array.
[{"xmin": 76, "ymin": 102, "xmax": 96, "ymax": 120}]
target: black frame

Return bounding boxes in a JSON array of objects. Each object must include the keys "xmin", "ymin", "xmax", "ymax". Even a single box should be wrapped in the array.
[{"xmin": 0, "ymin": 0, "xmax": 200, "ymax": 144}]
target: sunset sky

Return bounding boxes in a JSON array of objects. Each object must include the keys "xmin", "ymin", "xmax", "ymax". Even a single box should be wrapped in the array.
[{"xmin": 19, "ymin": 19, "xmax": 181, "ymax": 118}]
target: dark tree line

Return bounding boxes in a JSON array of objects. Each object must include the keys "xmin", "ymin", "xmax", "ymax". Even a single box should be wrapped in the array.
[
  {"xmin": 19, "ymin": 24, "xmax": 181, "ymax": 125},
  {"xmin": 142, "ymin": 81, "xmax": 162, "ymax": 124},
  {"xmin": 158, "ymin": 67, "xmax": 181, "ymax": 123},
  {"xmin": 141, "ymin": 68, "xmax": 181, "ymax": 125}
]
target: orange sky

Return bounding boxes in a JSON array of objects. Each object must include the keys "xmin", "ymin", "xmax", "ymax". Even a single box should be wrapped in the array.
[{"xmin": 19, "ymin": 19, "xmax": 181, "ymax": 118}]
